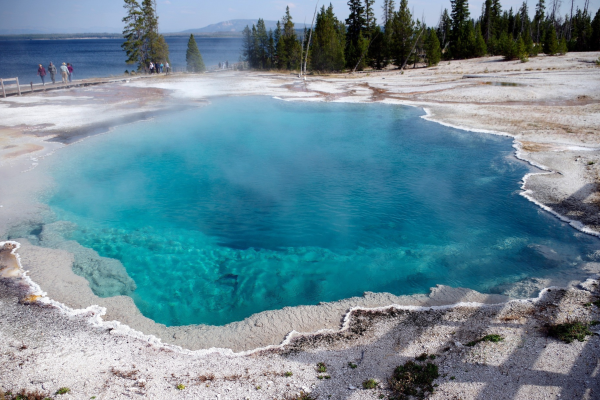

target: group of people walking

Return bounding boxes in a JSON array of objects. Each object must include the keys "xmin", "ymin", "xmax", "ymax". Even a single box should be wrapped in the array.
[
  {"xmin": 37, "ymin": 62, "xmax": 74, "ymax": 85},
  {"xmin": 149, "ymin": 61, "xmax": 169, "ymax": 74}
]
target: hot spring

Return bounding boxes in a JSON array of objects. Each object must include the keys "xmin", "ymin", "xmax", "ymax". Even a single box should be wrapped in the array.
[{"xmin": 41, "ymin": 96, "xmax": 599, "ymax": 326}]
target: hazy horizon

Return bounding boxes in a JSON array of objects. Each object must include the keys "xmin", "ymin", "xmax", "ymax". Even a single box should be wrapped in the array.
[{"xmin": 2, "ymin": 0, "xmax": 599, "ymax": 35}]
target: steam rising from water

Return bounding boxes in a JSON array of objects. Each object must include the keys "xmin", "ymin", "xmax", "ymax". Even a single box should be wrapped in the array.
[{"xmin": 41, "ymin": 97, "xmax": 600, "ymax": 326}]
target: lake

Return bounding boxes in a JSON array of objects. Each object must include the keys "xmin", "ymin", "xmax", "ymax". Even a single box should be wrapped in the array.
[{"xmin": 0, "ymin": 37, "xmax": 244, "ymax": 84}]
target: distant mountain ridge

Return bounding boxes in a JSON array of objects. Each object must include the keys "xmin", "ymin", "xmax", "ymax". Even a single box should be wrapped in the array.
[{"xmin": 179, "ymin": 19, "xmax": 308, "ymax": 34}]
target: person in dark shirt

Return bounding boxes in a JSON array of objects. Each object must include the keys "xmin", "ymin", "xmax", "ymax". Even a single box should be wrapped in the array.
[
  {"xmin": 48, "ymin": 62, "xmax": 57, "ymax": 84},
  {"xmin": 67, "ymin": 63, "xmax": 74, "ymax": 83},
  {"xmin": 37, "ymin": 64, "xmax": 47, "ymax": 85}
]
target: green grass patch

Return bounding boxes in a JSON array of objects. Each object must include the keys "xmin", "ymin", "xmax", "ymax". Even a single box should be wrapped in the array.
[
  {"xmin": 362, "ymin": 379, "xmax": 378, "ymax": 389},
  {"xmin": 389, "ymin": 361, "xmax": 439, "ymax": 399},
  {"xmin": 55, "ymin": 388, "xmax": 70, "ymax": 396},
  {"xmin": 548, "ymin": 322, "xmax": 596, "ymax": 343},
  {"xmin": 284, "ymin": 371, "xmax": 293, "ymax": 377},
  {"xmin": 348, "ymin": 362, "xmax": 358, "ymax": 369},
  {"xmin": 176, "ymin": 384, "xmax": 185, "ymax": 390},
  {"xmin": 466, "ymin": 334, "xmax": 504, "ymax": 347},
  {"xmin": 317, "ymin": 362, "xmax": 327, "ymax": 373}
]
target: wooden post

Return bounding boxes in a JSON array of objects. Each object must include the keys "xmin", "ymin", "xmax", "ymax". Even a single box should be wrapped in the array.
[
  {"xmin": 16, "ymin": 77, "xmax": 21, "ymax": 96},
  {"xmin": 0, "ymin": 79, "xmax": 5, "ymax": 98}
]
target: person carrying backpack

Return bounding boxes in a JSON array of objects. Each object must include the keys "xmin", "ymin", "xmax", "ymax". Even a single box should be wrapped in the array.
[
  {"xmin": 48, "ymin": 62, "xmax": 57, "ymax": 84},
  {"xmin": 37, "ymin": 64, "xmax": 47, "ymax": 85}
]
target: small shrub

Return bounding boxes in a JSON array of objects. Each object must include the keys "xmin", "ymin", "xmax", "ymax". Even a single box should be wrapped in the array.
[
  {"xmin": 549, "ymin": 322, "xmax": 595, "ymax": 343},
  {"xmin": 415, "ymin": 353, "xmax": 428, "ymax": 361},
  {"xmin": 588, "ymin": 161, "xmax": 595, "ymax": 165},
  {"xmin": 348, "ymin": 362, "xmax": 358, "ymax": 369},
  {"xmin": 1, "ymin": 389, "xmax": 51, "ymax": 400},
  {"xmin": 196, "ymin": 373, "xmax": 215, "ymax": 382},
  {"xmin": 176, "ymin": 384, "xmax": 185, "ymax": 390},
  {"xmin": 363, "ymin": 379, "xmax": 378, "ymax": 389},
  {"xmin": 450, "ymin": 376, "xmax": 456, "ymax": 380},
  {"xmin": 256, "ymin": 385, "xmax": 261, "ymax": 390},
  {"xmin": 55, "ymin": 388, "xmax": 70, "ymax": 395},
  {"xmin": 287, "ymin": 392, "xmax": 316, "ymax": 400},
  {"xmin": 285, "ymin": 371, "xmax": 293, "ymax": 377},
  {"xmin": 389, "ymin": 361, "xmax": 439, "ymax": 398},
  {"xmin": 466, "ymin": 334, "xmax": 504, "ymax": 347},
  {"xmin": 317, "ymin": 362, "xmax": 327, "ymax": 373},
  {"xmin": 429, "ymin": 355, "xmax": 436, "ymax": 360}
]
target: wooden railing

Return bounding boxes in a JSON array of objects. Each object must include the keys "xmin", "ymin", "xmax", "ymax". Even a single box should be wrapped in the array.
[{"xmin": 0, "ymin": 77, "xmax": 21, "ymax": 97}]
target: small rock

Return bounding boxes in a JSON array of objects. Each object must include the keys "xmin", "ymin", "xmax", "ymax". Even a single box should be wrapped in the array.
[{"xmin": 349, "ymin": 386, "xmax": 357, "ymax": 390}]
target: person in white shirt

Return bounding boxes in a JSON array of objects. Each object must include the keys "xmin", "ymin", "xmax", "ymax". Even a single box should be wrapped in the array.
[{"xmin": 60, "ymin": 63, "xmax": 69, "ymax": 84}]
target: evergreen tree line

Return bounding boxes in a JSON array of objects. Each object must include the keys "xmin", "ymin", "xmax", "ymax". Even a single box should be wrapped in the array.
[
  {"xmin": 122, "ymin": 0, "xmax": 170, "ymax": 71},
  {"xmin": 242, "ymin": 0, "xmax": 600, "ymax": 71}
]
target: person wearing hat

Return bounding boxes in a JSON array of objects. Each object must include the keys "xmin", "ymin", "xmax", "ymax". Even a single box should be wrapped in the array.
[
  {"xmin": 37, "ymin": 64, "xmax": 47, "ymax": 85},
  {"xmin": 60, "ymin": 62, "xmax": 69, "ymax": 84}
]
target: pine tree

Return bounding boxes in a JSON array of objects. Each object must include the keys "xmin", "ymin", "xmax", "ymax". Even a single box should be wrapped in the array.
[
  {"xmin": 590, "ymin": 9, "xmax": 600, "ymax": 50},
  {"xmin": 519, "ymin": 2, "xmax": 531, "ymax": 37},
  {"xmin": 280, "ymin": 7, "xmax": 302, "ymax": 70},
  {"xmin": 543, "ymin": 24, "xmax": 559, "ymax": 54},
  {"xmin": 311, "ymin": 4, "xmax": 346, "ymax": 71},
  {"xmin": 557, "ymin": 36, "xmax": 568, "ymax": 54},
  {"xmin": 274, "ymin": 21, "xmax": 282, "ymax": 68},
  {"xmin": 450, "ymin": 0, "xmax": 472, "ymax": 58},
  {"xmin": 364, "ymin": 0, "xmax": 376, "ymax": 30},
  {"xmin": 122, "ymin": 0, "xmax": 145, "ymax": 68},
  {"xmin": 516, "ymin": 35, "xmax": 527, "ymax": 60},
  {"xmin": 267, "ymin": 29, "xmax": 276, "ymax": 68},
  {"xmin": 534, "ymin": 0, "xmax": 546, "ymax": 43},
  {"xmin": 368, "ymin": 25, "xmax": 387, "ymax": 69},
  {"xmin": 474, "ymin": 23, "xmax": 488, "ymax": 57},
  {"xmin": 425, "ymin": 28, "xmax": 442, "ymax": 66},
  {"xmin": 121, "ymin": 0, "xmax": 168, "ymax": 71},
  {"xmin": 482, "ymin": 0, "xmax": 493, "ymax": 41},
  {"xmin": 346, "ymin": 0, "xmax": 367, "ymax": 70},
  {"xmin": 437, "ymin": 9, "xmax": 452, "ymax": 51},
  {"xmin": 523, "ymin": 26, "xmax": 536, "ymax": 55},
  {"xmin": 390, "ymin": 0, "xmax": 415, "ymax": 67},
  {"xmin": 186, "ymin": 34, "xmax": 205, "ymax": 72},
  {"xmin": 382, "ymin": 0, "xmax": 396, "ymax": 26},
  {"xmin": 150, "ymin": 34, "xmax": 170, "ymax": 64},
  {"xmin": 241, "ymin": 25, "xmax": 253, "ymax": 67},
  {"xmin": 571, "ymin": 8, "xmax": 592, "ymax": 51}
]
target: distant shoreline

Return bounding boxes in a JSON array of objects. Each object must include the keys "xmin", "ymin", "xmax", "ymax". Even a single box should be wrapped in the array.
[{"xmin": 0, "ymin": 32, "xmax": 244, "ymax": 41}]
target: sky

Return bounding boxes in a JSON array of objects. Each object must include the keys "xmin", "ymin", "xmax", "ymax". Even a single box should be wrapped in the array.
[{"xmin": 2, "ymin": 0, "xmax": 599, "ymax": 34}]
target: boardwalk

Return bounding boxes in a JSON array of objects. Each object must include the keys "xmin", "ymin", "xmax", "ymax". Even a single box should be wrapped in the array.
[{"xmin": 0, "ymin": 75, "xmax": 156, "ymax": 98}]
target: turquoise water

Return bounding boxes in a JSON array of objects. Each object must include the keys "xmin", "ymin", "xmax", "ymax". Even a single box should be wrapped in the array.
[{"xmin": 45, "ymin": 97, "xmax": 599, "ymax": 326}]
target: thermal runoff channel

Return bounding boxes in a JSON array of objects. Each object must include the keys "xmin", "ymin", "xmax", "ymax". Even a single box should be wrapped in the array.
[{"xmin": 45, "ymin": 97, "xmax": 599, "ymax": 326}]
